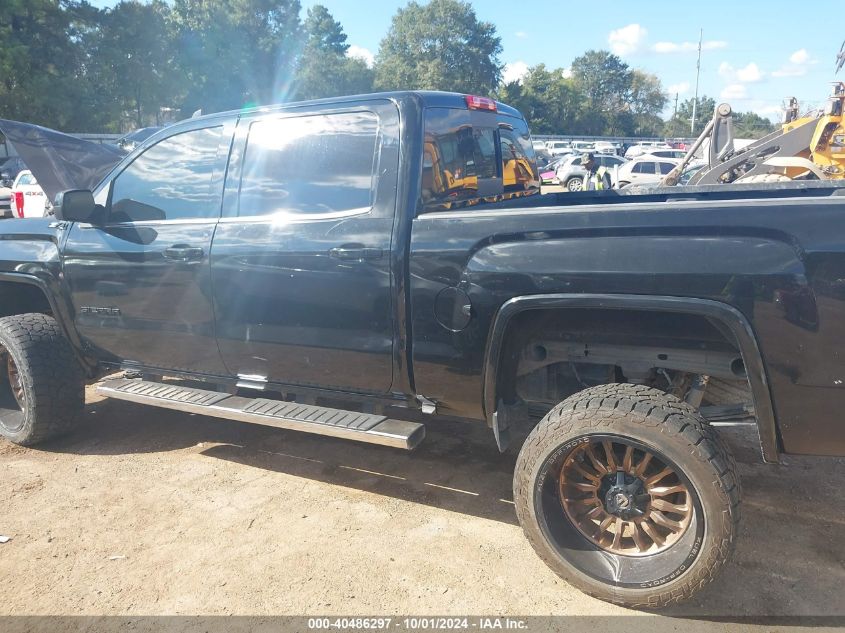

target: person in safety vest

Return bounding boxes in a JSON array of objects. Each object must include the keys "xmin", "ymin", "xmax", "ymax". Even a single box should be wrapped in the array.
[{"xmin": 581, "ymin": 153, "xmax": 612, "ymax": 190}]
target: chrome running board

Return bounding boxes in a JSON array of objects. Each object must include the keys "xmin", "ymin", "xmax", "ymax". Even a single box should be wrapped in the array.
[{"xmin": 97, "ymin": 379, "xmax": 425, "ymax": 450}]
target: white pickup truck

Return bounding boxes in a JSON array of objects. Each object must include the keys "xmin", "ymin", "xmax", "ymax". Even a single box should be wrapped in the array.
[{"xmin": 10, "ymin": 170, "xmax": 48, "ymax": 218}]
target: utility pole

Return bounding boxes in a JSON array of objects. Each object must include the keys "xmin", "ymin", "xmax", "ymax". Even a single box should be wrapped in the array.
[
  {"xmin": 673, "ymin": 92, "xmax": 679, "ymax": 118},
  {"xmin": 691, "ymin": 28, "xmax": 702, "ymax": 134}
]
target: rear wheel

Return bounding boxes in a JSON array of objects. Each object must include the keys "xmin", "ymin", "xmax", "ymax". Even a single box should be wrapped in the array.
[
  {"xmin": 513, "ymin": 383, "xmax": 739, "ymax": 609},
  {"xmin": 0, "ymin": 313, "xmax": 84, "ymax": 445}
]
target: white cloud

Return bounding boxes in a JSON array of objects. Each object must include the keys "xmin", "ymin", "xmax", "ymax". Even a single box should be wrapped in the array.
[
  {"xmin": 772, "ymin": 48, "xmax": 816, "ymax": 77},
  {"xmin": 562, "ymin": 67, "xmax": 573, "ymax": 79},
  {"xmin": 653, "ymin": 40, "xmax": 727, "ymax": 54},
  {"xmin": 346, "ymin": 45, "xmax": 374, "ymax": 68},
  {"xmin": 608, "ymin": 24, "xmax": 648, "ymax": 56},
  {"xmin": 790, "ymin": 48, "xmax": 810, "ymax": 64},
  {"xmin": 721, "ymin": 83, "xmax": 747, "ymax": 101},
  {"xmin": 503, "ymin": 61, "xmax": 529, "ymax": 84},
  {"xmin": 667, "ymin": 81, "xmax": 690, "ymax": 95},
  {"xmin": 719, "ymin": 62, "xmax": 764, "ymax": 83},
  {"xmin": 515, "ymin": 31, "xmax": 527, "ymax": 39}
]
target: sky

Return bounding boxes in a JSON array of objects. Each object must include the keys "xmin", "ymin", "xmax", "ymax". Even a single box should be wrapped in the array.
[{"xmin": 89, "ymin": 0, "xmax": 844, "ymax": 120}]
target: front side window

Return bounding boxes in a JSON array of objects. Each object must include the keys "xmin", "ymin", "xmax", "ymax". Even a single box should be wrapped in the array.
[
  {"xmin": 239, "ymin": 112, "xmax": 379, "ymax": 217},
  {"xmin": 109, "ymin": 126, "xmax": 223, "ymax": 222}
]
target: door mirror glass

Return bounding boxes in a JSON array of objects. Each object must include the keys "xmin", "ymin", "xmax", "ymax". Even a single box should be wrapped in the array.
[{"xmin": 53, "ymin": 189, "xmax": 97, "ymax": 222}]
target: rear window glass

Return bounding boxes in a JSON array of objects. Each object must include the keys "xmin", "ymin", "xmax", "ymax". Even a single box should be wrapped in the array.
[
  {"xmin": 422, "ymin": 108, "xmax": 499, "ymax": 209},
  {"xmin": 423, "ymin": 108, "xmax": 538, "ymax": 210},
  {"xmin": 240, "ymin": 112, "xmax": 378, "ymax": 217},
  {"xmin": 17, "ymin": 173, "xmax": 36, "ymax": 186}
]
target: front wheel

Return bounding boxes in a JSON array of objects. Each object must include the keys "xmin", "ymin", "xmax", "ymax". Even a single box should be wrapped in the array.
[
  {"xmin": 0, "ymin": 313, "xmax": 85, "ymax": 445},
  {"xmin": 513, "ymin": 383, "xmax": 739, "ymax": 609}
]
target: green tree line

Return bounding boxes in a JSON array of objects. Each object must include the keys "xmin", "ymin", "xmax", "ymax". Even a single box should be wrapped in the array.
[{"xmin": 0, "ymin": 0, "xmax": 776, "ymax": 138}]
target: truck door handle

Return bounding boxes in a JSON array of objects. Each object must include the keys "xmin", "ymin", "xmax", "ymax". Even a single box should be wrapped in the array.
[
  {"xmin": 329, "ymin": 246, "xmax": 383, "ymax": 261},
  {"xmin": 163, "ymin": 244, "xmax": 204, "ymax": 261}
]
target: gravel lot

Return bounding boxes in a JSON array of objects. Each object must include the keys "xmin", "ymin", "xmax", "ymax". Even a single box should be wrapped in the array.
[{"xmin": 1, "ymin": 383, "xmax": 843, "ymax": 627}]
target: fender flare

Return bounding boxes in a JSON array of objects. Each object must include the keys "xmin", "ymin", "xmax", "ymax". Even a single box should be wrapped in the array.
[
  {"xmin": 0, "ymin": 271, "xmax": 95, "ymax": 374},
  {"xmin": 483, "ymin": 293, "xmax": 780, "ymax": 463}
]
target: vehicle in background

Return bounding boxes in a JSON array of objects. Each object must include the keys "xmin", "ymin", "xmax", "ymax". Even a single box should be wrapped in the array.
[
  {"xmin": 555, "ymin": 153, "xmax": 628, "ymax": 191},
  {"xmin": 0, "ymin": 184, "xmax": 10, "ymax": 218},
  {"xmin": 571, "ymin": 140, "xmax": 595, "ymax": 153},
  {"xmin": 624, "ymin": 141, "xmax": 672, "ymax": 159},
  {"xmin": 114, "ymin": 126, "xmax": 162, "ymax": 153},
  {"xmin": 593, "ymin": 141, "xmax": 617, "ymax": 155},
  {"xmin": 545, "ymin": 140, "xmax": 573, "ymax": 157},
  {"xmin": 10, "ymin": 170, "xmax": 48, "ymax": 218},
  {"xmin": 649, "ymin": 149, "xmax": 687, "ymax": 160},
  {"xmin": 678, "ymin": 161, "xmax": 706, "ymax": 185},
  {"xmin": 616, "ymin": 156, "xmax": 679, "ymax": 187}
]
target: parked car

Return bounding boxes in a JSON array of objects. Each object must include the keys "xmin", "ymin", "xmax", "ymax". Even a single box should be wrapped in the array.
[
  {"xmin": 555, "ymin": 153, "xmax": 628, "ymax": 191},
  {"xmin": 571, "ymin": 140, "xmax": 595, "ymax": 153},
  {"xmin": 624, "ymin": 141, "xmax": 672, "ymax": 159},
  {"xmin": 0, "ymin": 184, "xmax": 10, "ymax": 218},
  {"xmin": 649, "ymin": 149, "xmax": 688, "ymax": 160},
  {"xmin": 3, "ymin": 90, "xmax": 845, "ymax": 610},
  {"xmin": 545, "ymin": 140, "xmax": 573, "ymax": 157},
  {"xmin": 593, "ymin": 141, "xmax": 617, "ymax": 155},
  {"xmin": 616, "ymin": 156, "xmax": 679, "ymax": 187},
  {"xmin": 10, "ymin": 170, "xmax": 48, "ymax": 217}
]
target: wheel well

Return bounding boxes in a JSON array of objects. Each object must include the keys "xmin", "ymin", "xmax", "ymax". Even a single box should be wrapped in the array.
[
  {"xmin": 0, "ymin": 282, "xmax": 53, "ymax": 318},
  {"xmin": 495, "ymin": 307, "xmax": 752, "ymax": 423}
]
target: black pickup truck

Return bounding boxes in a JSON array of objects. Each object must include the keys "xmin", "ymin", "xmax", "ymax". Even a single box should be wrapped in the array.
[{"xmin": 1, "ymin": 91, "xmax": 844, "ymax": 609}]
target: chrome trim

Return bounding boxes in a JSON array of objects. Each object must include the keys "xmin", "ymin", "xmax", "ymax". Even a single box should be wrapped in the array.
[
  {"xmin": 218, "ymin": 207, "xmax": 372, "ymax": 224},
  {"xmin": 97, "ymin": 380, "xmax": 425, "ymax": 450}
]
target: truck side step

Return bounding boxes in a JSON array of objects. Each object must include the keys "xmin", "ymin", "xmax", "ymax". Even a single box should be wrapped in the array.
[{"xmin": 96, "ymin": 379, "xmax": 425, "ymax": 450}]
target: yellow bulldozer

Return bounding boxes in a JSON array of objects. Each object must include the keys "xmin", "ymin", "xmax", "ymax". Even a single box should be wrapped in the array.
[{"xmin": 663, "ymin": 44, "xmax": 845, "ymax": 186}]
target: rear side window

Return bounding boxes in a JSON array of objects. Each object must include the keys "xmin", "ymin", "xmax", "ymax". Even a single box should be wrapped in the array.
[
  {"xmin": 658, "ymin": 162, "xmax": 674, "ymax": 175},
  {"xmin": 423, "ymin": 108, "xmax": 499, "ymax": 209},
  {"xmin": 109, "ymin": 126, "xmax": 223, "ymax": 222},
  {"xmin": 239, "ymin": 112, "xmax": 378, "ymax": 217}
]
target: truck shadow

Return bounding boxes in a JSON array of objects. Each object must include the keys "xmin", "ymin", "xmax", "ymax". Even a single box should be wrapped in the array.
[{"xmin": 53, "ymin": 396, "xmax": 845, "ymax": 617}]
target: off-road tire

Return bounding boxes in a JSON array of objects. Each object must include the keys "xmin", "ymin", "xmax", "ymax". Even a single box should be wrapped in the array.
[
  {"xmin": 0, "ymin": 313, "xmax": 85, "ymax": 445},
  {"xmin": 513, "ymin": 383, "xmax": 740, "ymax": 609}
]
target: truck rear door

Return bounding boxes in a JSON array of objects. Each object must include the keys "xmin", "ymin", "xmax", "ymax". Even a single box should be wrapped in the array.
[{"xmin": 210, "ymin": 100, "xmax": 400, "ymax": 394}]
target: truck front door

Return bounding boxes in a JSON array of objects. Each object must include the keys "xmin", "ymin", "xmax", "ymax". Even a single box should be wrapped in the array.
[
  {"xmin": 62, "ymin": 122, "xmax": 232, "ymax": 374},
  {"xmin": 210, "ymin": 101, "xmax": 400, "ymax": 394}
]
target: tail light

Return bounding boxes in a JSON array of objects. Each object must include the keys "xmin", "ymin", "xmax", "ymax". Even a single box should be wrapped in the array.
[
  {"xmin": 465, "ymin": 95, "xmax": 497, "ymax": 111},
  {"xmin": 12, "ymin": 192, "xmax": 24, "ymax": 218}
]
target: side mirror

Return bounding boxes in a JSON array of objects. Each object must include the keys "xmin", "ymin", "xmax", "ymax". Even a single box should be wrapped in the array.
[{"xmin": 53, "ymin": 189, "xmax": 97, "ymax": 222}]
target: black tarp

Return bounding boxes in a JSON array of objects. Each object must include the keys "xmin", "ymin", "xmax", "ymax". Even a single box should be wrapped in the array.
[{"xmin": 0, "ymin": 120, "xmax": 125, "ymax": 201}]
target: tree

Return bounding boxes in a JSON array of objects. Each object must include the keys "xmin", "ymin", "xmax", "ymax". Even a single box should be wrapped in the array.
[
  {"xmin": 295, "ymin": 5, "xmax": 373, "ymax": 100},
  {"xmin": 732, "ymin": 111, "xmax": 776, "ymax": 139},
  {"xmin": 172, "ymin": 0, "xmax": 303, "ymax": 115},
  {"xmin": 570, "ymin": 50, "xmax": 633, "ymax": 135},
  {"xmin": 628, "ymin": 70, "xmax": 668, "ymax": 136},
  {"xmin": 498, "ymin": 65, "xmax": 581, "ymax": 135},
  {"xmin": 374, "ymin": 0, "xmax": 502, "ymax": 95},
  {"xmin": 85, "ymin": 1, "xmax": 181, "ymax": 130},
  {"xmin": 664, "ymin": 96, "xmax": 716, "ymax": 137},
  {"xmin": 0, "ymin": 0, "xmax": 99, "ymax": 131}
]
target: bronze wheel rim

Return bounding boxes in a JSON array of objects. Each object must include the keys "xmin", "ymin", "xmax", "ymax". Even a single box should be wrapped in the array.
[
  {"xmin": 2, "ymin": 348, "xmax": 25, "ymax": 413},
  {"xmin": 559, "ymin": 438, "xmax": 694, "ymax": 556}
]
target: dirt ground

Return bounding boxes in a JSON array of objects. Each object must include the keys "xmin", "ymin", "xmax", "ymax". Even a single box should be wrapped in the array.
[{"xmin": 1, "ymin": 384, "xmax": 843, "ymax": 626}]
